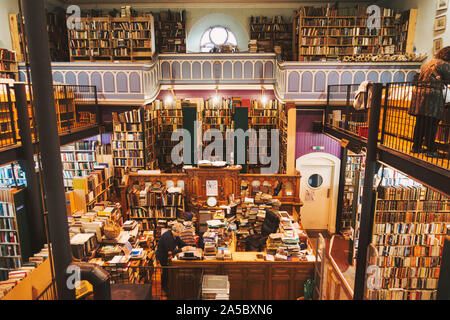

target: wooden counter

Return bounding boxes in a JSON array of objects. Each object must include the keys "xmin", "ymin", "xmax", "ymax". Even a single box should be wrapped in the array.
[{"xmin": 169, "ymin": 252, "xmax": 315, "ymax": 300}]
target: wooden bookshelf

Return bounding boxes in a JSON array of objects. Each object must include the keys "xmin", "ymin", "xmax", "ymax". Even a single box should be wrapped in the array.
[
  {"xmin": 72, "ymin": 164, "xmax": 113, "ymax": 212},
  {"xmin": 61, "ymin": 140, "xmax": 99, "ymax": 190},
  {"xmin": 112, "ymin": 109, "xmax": 146, "ymax": 179},
  {"xmin": 153, "ymin": 10, "xmax": 186, "ymax": 53},
  {"xmin": 249, "ymin": 15, "xmax": 293, "ymax": 61},
  {"xmin": 68, "ymin": 15, "xmax": 155, "ymax": 62},
  {"xmin": 0, "ymin": 49, "xmax": 18, "ymax": 81},
  {"xmin": 340, "ymin": 154, "xmax": 365, "ymax": 231},
  {"xmin": 0, "ymin": 188, "xmax": 32, "ymax": 282},
  {"xmin": 143, "ymin": 108, "xmax": 158, "ymax": 170},
  {"xmin": 46, "ymin": 9, "xmax": 70, "ymax": 62},
  {"xmin": 151, "ymin": 100, "xmax": 183, "ymax": 173},
  {"xmin": 366, "ymin": 177, "xmax": 450, "ymax": 300},
  {"xmin": 294, "ymin": 5, "xmax": 417, "ymax": 61}
]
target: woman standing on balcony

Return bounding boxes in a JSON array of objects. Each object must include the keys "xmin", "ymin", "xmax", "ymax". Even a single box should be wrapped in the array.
[{"xmin": 409, "ymin": 46, "xmax": 450, "ymax": 158}]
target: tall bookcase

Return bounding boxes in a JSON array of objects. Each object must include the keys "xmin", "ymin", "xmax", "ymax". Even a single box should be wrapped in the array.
[
  {"xmin": 340, "ymin": 154, "xmax": 365, "ymax": 231},
  {"xmin": 112, "ymin": 109, "xmax": 146, "ymax": 179},
  {"xmin": 249, "ymin": 15, "xmax": 293, "ymax": 61},
  {"xmin": 46, "ymin": 9, "xmax": 70, "ymax": 62},
  {"xmin": 153, "ymin": 10, "xmax": 186, "ymax": 53},
  {"xmin": 68, "ymin": 15, "xmax": 155, "ymax": 62},
  {"xmin": 153, "ymin": 100, "xmax": 183, "ymax": 173},
  {"xmin": 293, "ymin": 5, "xmax": 417, "ymax": 61},
  {"xmin": 143, "ymin": 108, "xmax": 158, "ymax": 170},
  {"xmin": 366, "ymin": 168, "xmax": 450, "ymax": 300},
  {"xmin": 0, "ymin": 188, "xmax": 31, "ymax": 281}
]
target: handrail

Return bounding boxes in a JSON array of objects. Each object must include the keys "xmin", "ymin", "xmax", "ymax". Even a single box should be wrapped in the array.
[{"xmin": 326, "ymin": 235, "xmax": 354, "ymax": 299}]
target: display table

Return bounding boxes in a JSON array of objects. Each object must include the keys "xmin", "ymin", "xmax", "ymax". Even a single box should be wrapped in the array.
[{"xmin": 169, "ymin": 253, "xmax": 315, "ymax": 300}]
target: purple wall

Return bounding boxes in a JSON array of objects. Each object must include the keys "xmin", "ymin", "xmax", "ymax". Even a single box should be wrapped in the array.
[{"xmin": 295, "ymin": 110, "xmax": 341, "ymax": 160}]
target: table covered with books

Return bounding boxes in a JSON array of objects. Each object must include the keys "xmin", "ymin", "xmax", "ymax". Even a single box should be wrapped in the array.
[{"xmin": 167, "ymin": 196, "xmax": 316, "ymax": 300}]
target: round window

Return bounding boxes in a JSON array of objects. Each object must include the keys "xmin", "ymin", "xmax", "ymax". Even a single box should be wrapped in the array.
[{"xmin": 308, "ymin": 174, "xmax": 323, "ymax": 188}]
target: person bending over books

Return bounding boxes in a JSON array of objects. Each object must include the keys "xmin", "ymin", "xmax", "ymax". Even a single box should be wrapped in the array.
[
  {"xmin": 155, "ymin": 222, "xmax": 195, "ymax": 295},
  {"xmin": 409, "ymin": 46, "xmax": 450, "ymax": 157}
]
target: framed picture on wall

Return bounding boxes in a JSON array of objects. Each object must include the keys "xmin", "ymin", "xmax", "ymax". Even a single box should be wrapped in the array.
[
  {"xmin": 437, "ymin": 0, "xmax": 448, "ymax": 11},
  {"xmin": 434, "ymin": 15, "xmax": 447, "ymax": 31},
  {"xmin": 433, "ymin": 38, "xmax": 443, "ymax": 55}
]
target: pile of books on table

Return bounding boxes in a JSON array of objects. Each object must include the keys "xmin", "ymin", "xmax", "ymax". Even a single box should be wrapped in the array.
[
  {"xmin": 203, "ymin": 231, "xmax": 218, "ymax": 260},
  {"xmin": 201, "ymin": 275, "xmax": 230, "ymax": 300}
]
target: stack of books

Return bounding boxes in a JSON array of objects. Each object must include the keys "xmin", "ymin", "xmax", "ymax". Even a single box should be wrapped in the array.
[
  {"xmin": 201, "ymin": 275, "xmax": 230, "ymax": 300},
  {"xmin": 249, "ymin": 39, "xmax": 257, "ymax": 53}
]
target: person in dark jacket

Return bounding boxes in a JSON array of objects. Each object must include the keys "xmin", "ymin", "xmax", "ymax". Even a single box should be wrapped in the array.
[
  {"xmin": 155, "ymin": 222, "xmax": 189, "ymax": 295},
  {"xmin": 409, "ymin": 46, "xmax": 450, "ymax": 157}
]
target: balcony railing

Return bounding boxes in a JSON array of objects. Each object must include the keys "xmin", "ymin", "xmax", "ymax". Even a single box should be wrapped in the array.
[
  {"xmin": 325, "ymin": 81, "xmax": 450, "ymax": 170},
  {"xmin": 0, "ymin": 84, "xmax": 100, "ymax": 153},
  {"xmin": 380, "ymin": 81, "xmax": 449, "ymax": 170}
]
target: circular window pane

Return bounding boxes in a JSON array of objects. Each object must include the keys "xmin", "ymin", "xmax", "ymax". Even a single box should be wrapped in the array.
[
  {"xmin": 308, "ymin": 174, "xmax": 323, "ymax": 188},
  {"xmin": 210, "ymin": 27, "xmax": 228, "ymax": 45}
]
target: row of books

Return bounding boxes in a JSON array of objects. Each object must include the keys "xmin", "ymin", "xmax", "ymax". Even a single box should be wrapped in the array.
[
  {"xmin": 113, "ymin": 150, "xmax": 144, "ymax": 159},
  {"xmin": 112, "ymin": 141, "xmax": 143, "ymax": 150},
  {"xmin": 375, "ymin": 278, "xmax": 439, "ymax": 290},
  {"xmin": 113, "ymin": 109, "xmax": 142, "ymax": 123},
  {"xmin": 0, "ymin": 202, "xmax": 14, "ymax": 217},
  {"xmin": 0, "ymin": 243, "xmax": 19, "ymax": 257},
  {"xmin": 0, "ymin": 49, "xmax": 16, "ymax": 62},
  {"xmin": 62, "ymin": 162, "xmax": 95, "ymax": 171},
  {"xmin": 375, "ymin": 245, "xmax": 442, "ymax": 258},
  {"xmin": 374, "ymin": 212, "xmax": 450, "ymax": 224},
  {"xmin": 113, "ymin": 158, "xmax": 144, "ymax": 167},
  {"xmin": 372, "ymin": 234, "xmax": 446, "ymax": 247},
  {"xmin": 373, "ymin": 222, "xmax": 448, "ymax": 235},
  {"xmin": 376, "ymin": 266, "xmax": 440, "ymax": 279},
  {"xmin": 374, "ymin": 256, "xmax": 441, "ymax": 268},
  {"xmin": 366, "ymin": 289, "xmax": 436, "ymax": 300},
  {"xmin": 112, "ymin": 132, "xmax": 143, "ymax": 142},
  {"xmin": 0, "ymin": 232, "xmax": 18, "ymax": 244},
  {"xmin": 0, "ymin": 217, "xmax": 15, "ymax": 230}
]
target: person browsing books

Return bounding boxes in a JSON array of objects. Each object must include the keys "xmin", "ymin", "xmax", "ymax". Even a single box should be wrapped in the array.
[{"xmin": 155, "ymin": 222, "xmax": 195, "ymax": 295}]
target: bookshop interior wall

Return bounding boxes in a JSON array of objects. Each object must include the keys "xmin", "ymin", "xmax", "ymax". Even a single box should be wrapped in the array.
[{"xmin": 0, "ymin": 0, "xmax": 449, "ymax": 301}]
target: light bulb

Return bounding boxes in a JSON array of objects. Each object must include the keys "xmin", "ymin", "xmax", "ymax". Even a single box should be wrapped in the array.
[
  {"xmin": 212, "ymin": 95, "xmax": 220, "ymax": 105},
  {"xmin": 261, "ymin": 95, "xmax": 268, "ymax": 105},
  {"xmin": 165, "ymin": 95, "xmax": 173, "ymax": 105}
]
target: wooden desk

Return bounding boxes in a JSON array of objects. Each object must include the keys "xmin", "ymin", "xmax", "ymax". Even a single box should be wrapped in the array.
[{"xmin": 169, "ymin": 254, "xmax": 315, "ymax": 300}]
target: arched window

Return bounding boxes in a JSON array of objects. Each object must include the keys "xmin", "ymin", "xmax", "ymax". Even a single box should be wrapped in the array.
[{"xmin": 200, "ymin": 26, "xmax": 237, "ymax": 52}]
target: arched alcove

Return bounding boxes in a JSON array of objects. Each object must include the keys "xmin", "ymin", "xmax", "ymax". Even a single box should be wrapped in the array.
[{"xmin": 187, "ymin": 13, "xmax": 249, "ymax": 52}]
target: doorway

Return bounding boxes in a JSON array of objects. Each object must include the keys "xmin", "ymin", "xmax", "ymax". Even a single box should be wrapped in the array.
[{"xmin": 296, "ymin": 152, "xmax": 340, "ymax": 234}]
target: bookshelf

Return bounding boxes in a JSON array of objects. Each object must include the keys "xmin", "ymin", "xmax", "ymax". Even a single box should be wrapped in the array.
[
  {"xmin": 72, "ymin": 164, "xmax": 113, "ymax": 212},
  {"xmin": 153, "ymin": 10, "xmax": 186, "ymax": 53},
  {"xmin": 152, "ymin": 100, "xmax": 183, "ymax": 173},
  {"xmin": 340, "ymin": 154, "xmax": 365, "ymax": 232},
  {"xmin": 278, "ymin": 102, "xmax": 288, "ymax": 174},
  {"xmin": 366, "ymin": 168, "xmax": 450, "ymax": 300},
  {"xmin": 112, "ymin": 109, "xmax": 146, "ymax": 179},
  {"xmin": 127, "ymin": 182, "xmax": 185, "ymax": 235},
  {"xmin": 0, "ymin": 49, "xmax": 18, "ymax": 81},
  {"xmin": 293, "ymin": 4, "xmax": 417, "ymax": 61},
  {"xmin": 0, "ymin": 188, "xmax": 31, "ymax": 282},
  {"xmin": 0, "ymin": 164, "xmax": 26, "ymax": 188},
  {"xmin": 249, "ymin": 15, "xmax": 293, "ymax": 61},
  {"xmin": 68, "ymin": 15, "xmax": 155, "ymax": 62},
  {"xmin": 46, "ymin": 9, "xmax": 70, "ymax": 62},
  {"xmin": 144, "ymin": 108, "xmax": 158, "ymax": 170},
  {"xmin": 61, "ymin": 139, "xmax": 99, "ymax": 190}
]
